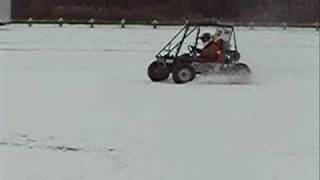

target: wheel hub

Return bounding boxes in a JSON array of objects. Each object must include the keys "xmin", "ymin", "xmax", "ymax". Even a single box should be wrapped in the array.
[
  {"xmin": 178, "ymin": 68, "xmax": 192, "ymax": 81},
  {"xmin": 153, "ymin": 66, "xmax": 165, "ymax": 77}
]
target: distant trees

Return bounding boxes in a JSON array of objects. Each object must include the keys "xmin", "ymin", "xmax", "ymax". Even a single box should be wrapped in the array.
[{"xmin": 11, "ymin": 0, "xmax": 320, "ymax": 23}]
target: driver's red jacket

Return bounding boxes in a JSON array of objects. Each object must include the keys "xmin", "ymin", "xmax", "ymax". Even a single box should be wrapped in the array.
[{"xmin": 198, "ymin": 39, "xmax": 224, "ymax": 63}]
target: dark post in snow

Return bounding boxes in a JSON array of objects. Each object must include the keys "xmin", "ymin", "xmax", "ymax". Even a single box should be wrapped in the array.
[
  {"xmin": 28, "ymin": 17, "xmax": 33, "ymax": 27},
  {"xmin": 121, "ymin": 18, "xmax": 126, "ymax": 28},
  {"xmin": 152, "ymin": 19, "xmax": 159, "ymax": 29},
  {"xmin": 58, "ymin": 18, "xmax": 63, "ymax": 27},
  {"xmin": 282, "ymin": 22, "xmax": 287, "ymax": 30},
  {"xmin": 249, "ymin": 22, "xmax": 254, "ymax": 30},
  {"xmin": 185, "ymin": 17, "xmax": 190, "ymax": 26},
  {"xmin": 89, "ymin": 18, "xmax": 95, "ymax": 28},
  {"xmin": 316, "ymin": 27, "xmax": 319, "ymax": 31}
]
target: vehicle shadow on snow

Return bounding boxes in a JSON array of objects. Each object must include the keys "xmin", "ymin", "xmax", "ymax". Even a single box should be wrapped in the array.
[{"xmin": 142, "ymin": 76, "xmax": 256, "ymax": 86}]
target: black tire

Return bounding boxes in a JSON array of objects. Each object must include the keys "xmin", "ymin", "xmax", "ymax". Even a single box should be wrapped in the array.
[
  {"xmin": 172, "ymin": 63, "xmax": 196, "ymax": 84},
  {"xmin": 148, "ymin": 61, "xmax": 170, "ymax": 82},
  {"xmin": 226, "ymin": 50, "xmax": 241, "ymax": 61}
]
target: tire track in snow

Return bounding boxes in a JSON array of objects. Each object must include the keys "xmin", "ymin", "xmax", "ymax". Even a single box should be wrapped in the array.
[{"xmin": 0, "ymin": 133, "xmax": 129, "ymax": 171}]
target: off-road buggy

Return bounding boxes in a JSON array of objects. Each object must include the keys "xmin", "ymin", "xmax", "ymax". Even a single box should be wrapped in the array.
[{"xmin": 147, "ymin": 23, "xmax": 251, "ymax": 84}]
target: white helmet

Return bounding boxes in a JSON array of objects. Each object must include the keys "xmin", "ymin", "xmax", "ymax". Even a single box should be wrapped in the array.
[{"xmin": 213, "ymin": 28, "xmax": 232, "ymax": 42}]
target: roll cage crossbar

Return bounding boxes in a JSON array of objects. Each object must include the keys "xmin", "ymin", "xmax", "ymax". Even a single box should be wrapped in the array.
[{"xmin": 155, "ymin": 23, "xmax": 238, "ymax": 60}]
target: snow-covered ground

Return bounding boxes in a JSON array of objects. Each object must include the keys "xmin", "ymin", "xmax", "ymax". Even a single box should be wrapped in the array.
[{"xmin": 0, "ymin": 24, "xmax": 319, "ymax": 180}]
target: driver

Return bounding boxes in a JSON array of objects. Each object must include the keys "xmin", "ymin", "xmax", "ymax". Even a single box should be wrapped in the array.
[
  {"xmin": 197, "ymin": 30, "xmax": 225, "ymax": 64},
  {"xmin": 197, "ymin": 32, "xmax": 216, "ymax": 62}
]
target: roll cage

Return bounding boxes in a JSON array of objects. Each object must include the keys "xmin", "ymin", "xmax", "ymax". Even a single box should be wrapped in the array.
[{"xmin": 155, "ymin": 23, "xmax": 238, "ymax": 60}]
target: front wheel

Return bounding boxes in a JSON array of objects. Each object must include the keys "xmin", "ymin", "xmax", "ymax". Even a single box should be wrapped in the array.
[
  {"xmin": 234, "ymin": 63, "xmax": 251, "ymax": 74},
  {"xmin": 172, "ymin": 63, "xmax": 196, "ymax": 84},
  {"xmin": 230, "ymin": 63, "xmax": 251, "ymax": 83},
  {"xmin": 148, "ymin": 61, "xmax": 170, "ymax": 82}
]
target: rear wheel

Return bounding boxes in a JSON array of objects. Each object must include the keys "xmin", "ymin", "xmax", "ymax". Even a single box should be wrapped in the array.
[
  {"xmin": 148, "ymin": 61, "xmax": 170, "ymax": 82},
  {"xmin": 172, "ymin": 63, "xmax": 196, "ymax": 84}
]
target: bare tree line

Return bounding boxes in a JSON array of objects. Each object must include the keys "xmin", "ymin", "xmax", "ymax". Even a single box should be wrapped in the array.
[{"xmin": 12, "ymin": 0, "xmax": 319, "ymax": 23}]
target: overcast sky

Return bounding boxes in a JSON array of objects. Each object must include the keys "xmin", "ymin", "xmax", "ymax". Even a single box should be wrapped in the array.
[{"xmin": 0, "ymin": 0, "xmax": 11, "ymax": 21}]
